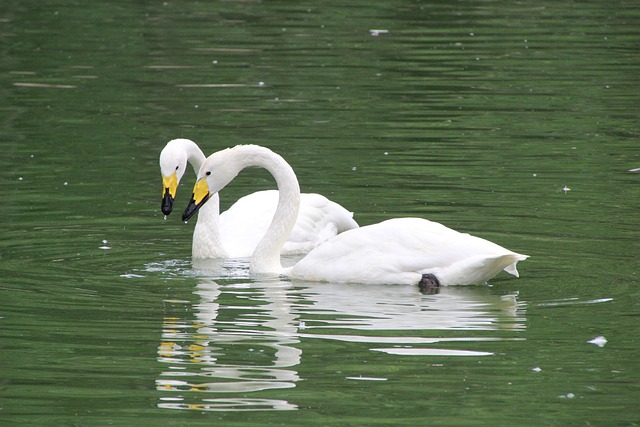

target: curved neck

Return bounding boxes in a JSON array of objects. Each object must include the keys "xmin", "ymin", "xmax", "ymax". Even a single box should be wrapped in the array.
[
  {"xmin": 229, "ymin": 146, "xmax": 301, "ymax": 273},
  {"xmin": 178, "ymin": 139, "xmax": 226, "ymax": 258},
  {"xmin": 180, "ymin": 139, "xmax": 206, "ymax": 173},
  {"xmin": 192, "ymin": 192, "xmax": 227, "ymax": 258}
]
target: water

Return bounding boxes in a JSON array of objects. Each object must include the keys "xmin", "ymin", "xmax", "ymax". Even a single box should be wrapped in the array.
[{"xmin": 1, "ymin": 0, "xmax": 639, "ymax": 425}]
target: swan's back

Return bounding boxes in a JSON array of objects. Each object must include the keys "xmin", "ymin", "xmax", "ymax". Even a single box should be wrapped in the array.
[
  {"xmin": 219, "ymin": 190, "xmax": 358, "ymax": 257},
  {"xmin": 290, "ymin": 217, "xmax": 527, "ymax": 286},
  {"xmin": 289, "ymin": 192, "xmax": 359, "ymax": 252}
]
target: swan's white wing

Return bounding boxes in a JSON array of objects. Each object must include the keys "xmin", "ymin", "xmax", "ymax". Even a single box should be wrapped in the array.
[
  {"xmin": 286, "ymin": 193, "xmax": 359, "ymax": 253},
  {"xmin": 290, "ymin": 218, "xmax": 527, "ymax": 286},
  {"xmin": 219, "ymin": 190, "xmax": 358, "ymax": 258},
  {"xmin": 218, "ymin": 190, "xmax": 278, "ymax": 257}
]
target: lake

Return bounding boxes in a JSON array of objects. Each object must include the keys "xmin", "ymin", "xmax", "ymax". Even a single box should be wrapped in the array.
[{"xmin": 1, "ymin": 0, "xmax": 639, "ymax": 425}]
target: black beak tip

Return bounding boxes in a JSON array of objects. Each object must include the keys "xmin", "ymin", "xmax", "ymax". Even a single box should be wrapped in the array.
[
  {"xmin": 161, "ymin": 191, "xmax": 174, "ymax": 216},
  {"xmin": 182, "ymin": 193, "xmax": 210, "ymax": 222},
  {"xmin": 182, "ymin": 200, "xmax": 197, "ymax": 222}
]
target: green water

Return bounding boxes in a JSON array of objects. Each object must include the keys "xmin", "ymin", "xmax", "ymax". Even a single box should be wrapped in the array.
[{"xmin": 1, "ymin": 0, "xmax": 639, "ymax": 425}]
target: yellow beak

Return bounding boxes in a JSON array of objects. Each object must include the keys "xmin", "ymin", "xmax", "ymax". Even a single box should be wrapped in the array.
[
  {"xmin": 182, "ymin": 178, "xmax": 211, "ymax": 222},
  {"xmin": 161, "ymin": 172, "xmax": 179, "ymax": 215},
  {"xmin": 162, "ymin": 172, "xmax": 179, "ymax": 199},
  {"xmin": 192, "ymin": 177, "xmax": 210, "ymax": 204}
]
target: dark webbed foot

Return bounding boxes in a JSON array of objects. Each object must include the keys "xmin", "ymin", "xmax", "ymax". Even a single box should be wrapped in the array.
[{"xmin": 418, "ymin": 273, "xmax": 441, "ymax": 295}]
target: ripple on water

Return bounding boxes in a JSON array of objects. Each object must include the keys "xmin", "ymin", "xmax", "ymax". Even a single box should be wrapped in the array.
[{"xmin": 153, "ymin": 277, "xmax": 526, "ymax": 411}]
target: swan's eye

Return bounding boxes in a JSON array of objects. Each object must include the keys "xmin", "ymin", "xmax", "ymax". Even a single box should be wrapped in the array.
[
  {"xmin": 175, "ymin": 166, "xmax": 179, "ymax": 170},
  {"xmin": 206, "ymin": 171, "xmax": 211, "ymax": 176}
]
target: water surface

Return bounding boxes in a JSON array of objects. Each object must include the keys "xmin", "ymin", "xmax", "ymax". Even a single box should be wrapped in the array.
[{"xmin": 1, "ymin": 0, "xmax": 639, "ymax": 425}]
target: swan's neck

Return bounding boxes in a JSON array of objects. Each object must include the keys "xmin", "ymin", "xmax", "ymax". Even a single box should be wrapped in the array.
[
  {"xmin": 181, "ymin": 139, "xmax": 206, "ymax": 173},
  {"xmin": 230, "ymin": 147, "xmax": 300, "ymax": 273},
  {"xmin": 177, "ymin": 139, "xmax": 227, "ymax": 258},
  {"xmin": 192, "ymin": 192, "xmax": 229, "ymax": 258}
]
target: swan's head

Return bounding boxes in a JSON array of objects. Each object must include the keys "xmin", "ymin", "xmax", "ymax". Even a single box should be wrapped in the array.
[
  {"xmin": 182, "ymin": 147, "xmax": 243, "ymax": 222},
  {"xmin": 159, "ymin": 139, "xmax": 191, "ymax": 215}
]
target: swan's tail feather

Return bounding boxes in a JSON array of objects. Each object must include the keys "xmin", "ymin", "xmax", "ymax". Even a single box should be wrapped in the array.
[
  {"xmin": 503, "ymin": 253, "xmax": 529, "ymax": 278},
  {"xmin": 427, "ymin": 252, "xmax": 528, "ymax": 286}
]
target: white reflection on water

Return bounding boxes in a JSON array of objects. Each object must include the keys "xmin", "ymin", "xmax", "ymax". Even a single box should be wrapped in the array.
[
  {"xmin": 372, "ymin": 348, "xmax": 493, "ymax": 356},
  {"xmin": 296, "ymin": 282, "xmax": 524, "ymax": 331},
  {"xmin": 157, "ymin": 279, "xmax": 301, "ymax": 412},
  {"xmin": 295, "ymin": 282, "xmax": 524, "ymax": 360},
  {"xmin": 156, "ymin": 259, "xmax": 525, "ymax": 412}
]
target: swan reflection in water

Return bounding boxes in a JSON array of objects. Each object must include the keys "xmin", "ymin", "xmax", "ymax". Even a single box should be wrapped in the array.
[
  {"xmin": 155, "ymin": 258, "xmax": 525, "ymax": 411},
  {"xmin": 157, "ymin": 262, "xmax": 301, "ymax": 411}
]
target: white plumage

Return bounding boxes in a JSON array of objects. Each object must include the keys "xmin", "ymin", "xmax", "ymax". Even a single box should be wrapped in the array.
[
  {"xmin": 159, "ymin": 139, "xmax": 358, "ymax": 258},
  {"xmin": 218, "ymin": 190, "xmax": 359, "ymax": 256},
  {"xmin": 183, "ymin": 144, "xmax": 528, "ymax": 287},
  {"xmin": 291, "ymin": 218, "xmax": 526, "ymax": 286}
]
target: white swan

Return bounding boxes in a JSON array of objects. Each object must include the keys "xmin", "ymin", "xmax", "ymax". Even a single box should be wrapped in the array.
[
  {"xmin": 182, "ymin": 145, "xmax": 528, "ymax": 289},
  {"xmin": 160, "ymin": 139, "xmax": 359, "ymax": 258}
]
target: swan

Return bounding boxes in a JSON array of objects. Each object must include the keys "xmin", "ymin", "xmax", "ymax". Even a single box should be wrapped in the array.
[
  {"xmin": 182, "ymin": 145, "xmax": 528, "ymax": 290},
  {"xmin": 160, "ymin": 139, "xmax": 359, "ymax": 258}
]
